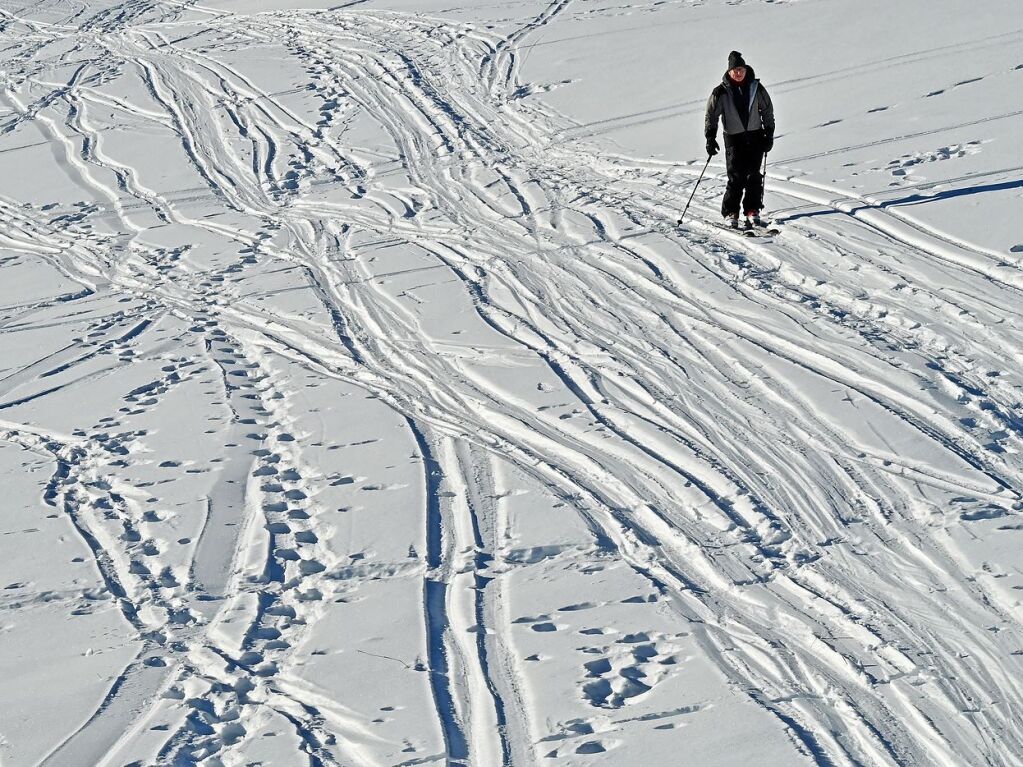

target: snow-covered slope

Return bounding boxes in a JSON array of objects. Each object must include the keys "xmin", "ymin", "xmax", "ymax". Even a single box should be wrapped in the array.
[{"xmin": 1, "ymin": 1, "xmax": 1021, "ymax": 765}]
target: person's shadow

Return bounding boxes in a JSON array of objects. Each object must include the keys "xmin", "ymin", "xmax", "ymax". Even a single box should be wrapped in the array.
[{"xmin": 775, "ymin": 177, "xmax": 1023, "ymax": 223}]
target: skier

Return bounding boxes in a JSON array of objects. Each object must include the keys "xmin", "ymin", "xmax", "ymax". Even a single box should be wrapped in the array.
[{"xmin": 705, "ymin": 51, "xmax": 775, "ymax": 229}]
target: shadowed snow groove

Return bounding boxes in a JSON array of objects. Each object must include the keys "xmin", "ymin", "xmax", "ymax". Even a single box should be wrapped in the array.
[
  {"xmin": 408, "ymin": 417, "xmax": 445, "ymax": 572},
  {"xmin": 425, "ymin": 579, "xmax": 471, "ymax": 765},
  {"xmin": 408, "ymin": 418, "xmax": 471, "ymax": 763}
]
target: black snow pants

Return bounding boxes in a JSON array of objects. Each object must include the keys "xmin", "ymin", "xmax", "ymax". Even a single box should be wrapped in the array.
[{"xmin": 721, "ymin": 132, "xmax": 765, "ymax": 217}]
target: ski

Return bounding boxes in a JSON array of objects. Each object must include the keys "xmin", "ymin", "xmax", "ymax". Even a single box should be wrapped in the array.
[
  {"xmin": 744, "ymin": 224, "xmax": 781, "ymax": 237},
  {"xmin": 748, "ymin": 218, "xmax": 781, "ymax": 234},
  {"xmin": 697, "ymin": 221, "xmax": 781, "ymax": 238},
  {"xmin": 673, "ymin": 217, "xmax": 781, "ymax": 239}
]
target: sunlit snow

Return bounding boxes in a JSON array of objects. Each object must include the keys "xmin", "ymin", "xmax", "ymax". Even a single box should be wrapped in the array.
[{"xmin": 1, "ymin": 1, "xmax": 1021, "ymax": 765}]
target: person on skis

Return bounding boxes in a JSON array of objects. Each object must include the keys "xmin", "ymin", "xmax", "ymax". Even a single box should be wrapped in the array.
[{"xmin": 705, "ymin": 51, "xmax": 775, "ymax": 229}]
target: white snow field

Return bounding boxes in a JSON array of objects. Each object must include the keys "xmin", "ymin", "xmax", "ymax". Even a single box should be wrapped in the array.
[{"xmin": 0, "ymin": 0, "xmax": 1022, "ymax": 764}]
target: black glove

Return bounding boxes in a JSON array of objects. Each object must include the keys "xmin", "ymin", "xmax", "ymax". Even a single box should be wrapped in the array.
[
  {"xmin": 706, "ymin": 137, "xmax": 719, "ymax": 157},
  {"xmin": 763, "ymin": 135, "xmax": 774, "ymax": 153}
]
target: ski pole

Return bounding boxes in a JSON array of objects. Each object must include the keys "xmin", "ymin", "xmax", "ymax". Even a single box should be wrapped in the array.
[
  {"xmin": 762, "ymin": 151, "xmax": 768, "ymax": 210},
  {"xmin": 677, "ymin": 154, "xmax": 712, "ymax": 226}
]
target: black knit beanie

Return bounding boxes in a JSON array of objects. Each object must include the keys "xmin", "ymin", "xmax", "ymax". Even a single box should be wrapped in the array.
[{"xmin": 727, "ymin": 51, "xmax": 746, "ymax": 70}]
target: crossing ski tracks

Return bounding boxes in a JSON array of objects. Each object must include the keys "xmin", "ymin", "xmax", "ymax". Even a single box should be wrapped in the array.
[{"xmin": 1, "ymin": 1, "xmax": 1022, "ymax": 766}]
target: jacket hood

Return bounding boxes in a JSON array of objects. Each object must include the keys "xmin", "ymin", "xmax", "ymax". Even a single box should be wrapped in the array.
[{"xmin": 722, "ymin": 65, "xmax": 757, "ymax": 87}]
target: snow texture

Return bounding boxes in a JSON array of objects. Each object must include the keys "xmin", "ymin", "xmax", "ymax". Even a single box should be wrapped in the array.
[{"xmin": 0, "ymin": 0, "xmax": 1021, "ymax": 765}]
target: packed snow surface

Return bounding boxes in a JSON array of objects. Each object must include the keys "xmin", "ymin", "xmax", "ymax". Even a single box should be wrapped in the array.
[{"xmin": 1, "ymin": 0, "xmax": 1022, "ymax": 765}]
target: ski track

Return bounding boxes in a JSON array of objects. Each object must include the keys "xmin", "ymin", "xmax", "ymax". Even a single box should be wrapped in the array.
[{"xmin": 0, "ymin": 0, "xmax": 1021, "ymax": 765}]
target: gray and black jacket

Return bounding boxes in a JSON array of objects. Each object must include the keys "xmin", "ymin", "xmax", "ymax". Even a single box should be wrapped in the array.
[{"xmin": 705, "ymin": 67, "xmax": 775, "ymax": 149}]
